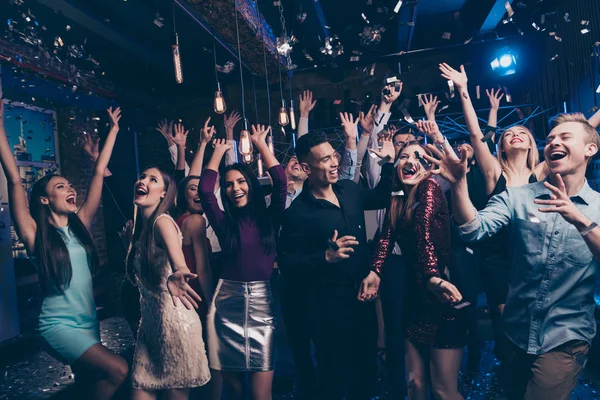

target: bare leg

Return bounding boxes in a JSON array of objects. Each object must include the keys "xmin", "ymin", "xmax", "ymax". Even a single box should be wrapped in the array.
[
  {"xmin": 405, "ymin": 340, "xmax": 428, "ymax": 400},
  {"xmin": 251, "ymin": 371, "xmax": 274, "ymax": 400},
  {"xmin": 375, "ymin": 296, "xmax": 386, "ymax": 362},
  {"xmin": 429, "ymin": 348, "xmax": 464, "ymax": 400},
  {"xmin": 72, "ymin": 343, "xmax": 129, "ymax": 400},
  {"xmin": 208, "ymin": 368, "xmax": 224, "ymax": 400},
  {"xmin": 222, "ymin": 371, "xmax": 244, "ymax": 400},
  {"xmin": 165, "ymin": 388, "xmax": 190, "ymax": 400},
  {"xmin": 132, "ymin": 389, "xmax": 158, "ymax": 400}
]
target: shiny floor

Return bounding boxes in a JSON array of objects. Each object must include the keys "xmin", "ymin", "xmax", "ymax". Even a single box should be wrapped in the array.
[{"xmin": 1, "ymin": 315, "xmax": 599, "ymax": 400}]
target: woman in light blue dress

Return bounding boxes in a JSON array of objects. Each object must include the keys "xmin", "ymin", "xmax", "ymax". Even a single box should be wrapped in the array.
[{"xmin": 0, "ymin": 101, "xmax": 128, "ymax": 399}]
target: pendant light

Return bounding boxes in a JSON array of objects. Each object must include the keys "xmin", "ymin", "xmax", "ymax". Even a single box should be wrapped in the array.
[
  {"xmin": 288, "ymin": 72, "xmax": 296, "ymax": 130},
  {"xmin": 212, "ymin": 30, "xmax": 226, "ymax": 114},
  {"xmin": 172, "ymin": 1, "xmax": 183, "ymax": 84},
  {"xmin": 234, "ymin": 1, "xmax": 253, "ymax": 164},
  {"xmin": 278, "ymin": 62, "xmax": 289, "ymax": 127}
]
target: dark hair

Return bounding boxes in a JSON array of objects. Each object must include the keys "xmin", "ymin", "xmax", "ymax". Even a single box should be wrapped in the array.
[
  {"xmin": 126, "ymin": 167, "xmax": 177, "ymax": 286},
  {"xmin": 219, "ymin": 163, "xmax": 276, "ymax": 255},
  {"xmin": 174, "ymin": 175, "xmax": 201, "ymax": 218},
  {"xmin": 295, "ymin": 132, "xmax": 329, "ymax": 163},
  {"xmin": 29, "ymin": 175, "xmax": 99, "ymax": 295},
  {"xmin": 392, "ymin": 129, "xmax": 416, "ymax": 142}
]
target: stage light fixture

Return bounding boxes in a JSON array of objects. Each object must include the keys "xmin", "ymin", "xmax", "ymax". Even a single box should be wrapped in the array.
[{"xmin": 491, "ymin": 48, "xmax": 517, "ymax": 76}]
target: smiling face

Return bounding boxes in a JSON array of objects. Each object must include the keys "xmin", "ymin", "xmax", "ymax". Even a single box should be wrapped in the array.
[
  {"xmin": 133, "ymin": 168, "xmax": 167, "ymax": 210},
  {"xmin": 501, "ymin": 126, "xmax": 533, "ymax": 153},
  {"xmin": 544, "ymin": 121, "xmax": 598, "ymax": 177},
  {"xmin": 225, "ymin": 169, "xmax": 250, "ymax": 208},
  {"xmin": 285, "ymin": 156, "xmax": 308, "ymax": 182},
  {"xmin": 40, "ymin": 176, "xmax": 78, "ymax": 214},
  {"xmin": 302, "ymin": 142, "xmax": 340, "ymax": 186},
  {"xmin": 393, "ymin": 133, "xmax": 417, "ymax": 155},
  {"xmin": 184, "ymin": 178, "xmax": 202, "ymax": 213},
  {"xmin": 396, "ymin": 144, "xmax": 429, "ymax": 188}
]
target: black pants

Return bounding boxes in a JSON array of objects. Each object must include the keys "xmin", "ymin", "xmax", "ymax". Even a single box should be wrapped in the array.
[
  {"xmin": 279, "ymin": 273, "xmax": 318, "ymax": 398},
  {"xmin": 312, "ymin": 281, "xmax": 377, "ymax": 400},
  {"xmin": 380, "ymin": 254, "xmax": 407, "ymax": 399}
]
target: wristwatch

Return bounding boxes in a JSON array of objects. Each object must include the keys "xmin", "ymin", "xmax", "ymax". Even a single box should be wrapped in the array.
[
  {"xmin": 579, "ymin": 221, "xmax": 598, "ymax": 236},
  {"xmin": 434, "ymin": 136, "xmax": 449, "ymax": 155}
]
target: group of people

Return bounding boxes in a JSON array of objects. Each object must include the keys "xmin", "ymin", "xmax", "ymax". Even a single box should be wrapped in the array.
[{"xmin": 2, "ymin": 60, "xmax": 600, "ymax": 400}]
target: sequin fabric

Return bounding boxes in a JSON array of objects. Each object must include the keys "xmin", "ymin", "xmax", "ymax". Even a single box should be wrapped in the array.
[{"xmin": 372, "ymin": 178, "xmax": 467, "ymax": 348}]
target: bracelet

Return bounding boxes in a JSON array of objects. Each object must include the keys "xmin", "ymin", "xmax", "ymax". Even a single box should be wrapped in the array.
[
  {"xmin": 579, "ymin": 222, "xmax": 598, "ymax": 236},
  {"xmin": 437, "ymin": 279, "xmax": 444, "ymax": 287}
]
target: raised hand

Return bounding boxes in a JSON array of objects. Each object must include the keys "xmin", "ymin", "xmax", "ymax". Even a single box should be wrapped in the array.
[
  {"xmin": 422, "ymin": 94, "xmax": 440, "ymax": 120},
  {"xmin": 359, "ymin": 104, "xmax": 377, "ymax": 134},
  {"xmin": 172, "ymin": 123, "xmax": 189, "ymax": 147},
  {"xmin": 486, "ymin": 88, "xmax": 504, "ymax": 110},
  {"xmin": 423, "ymin": 143, "xmax": 469, "ymax": 184},
  {"xmin": 201, "ymin": 117, "xmax": 215, "ymax": 144},
  {"xmin": 427, "ymin": 277, "xmax": 463, "ymax": 304},
  {"xmin": 534, "ymin": 174, "xmax": 589, "ymax": 227},
  {"xmin": 118, "ymin": 220, "xmax": 133, "ymax": 248},
  {"xmin": 107, "ymin": 106, "xmax": 122, "ymax": 129},
  {"xmin": 250, "ymin": 124, "xmax": 271, "ymax": 147},
  {"xmin": 439, "ymin": 63, "xmax": 468, "ymax": 90},
  {"xmin": 416, "ymin": 119, "xmax": 443, "ymax": 142},
  {"xmin": 358, "ymin": 271, "xmax": 380, "ymax": 302},
  {"xmin": 224, "ymin": 111, "xmax": 242, "ymax": 130},
  {"xmin": 212, "ymin": 138, "xmax": 233, "ymax": 154},
  {"xmin": 156, "ymin": 119, "xmax": 174, "ymax": 146},
  {"xmin": 167, "ymin": 270, "xmax": 202, "ymax": 310},
  {"xmin": 369, "ymin": 131, "xmax": 395, "ymax": 162},
  {"xmin": 299, "ymin": 90, "xmax": 317, "ymax": 116},
  {"xmin": 82, "ymin": 133, "xmax": 100, "ymax": 160},
  {"xmin": 339, "ymin": 112, "xmax": 359, "ymax": 141},
  {"xmin": 382, "ymin": 81, "xmax": 403, "ymax": 104},
  {"xmin": 325, "ymin": 229, "xmax": 359, "ymax": 263}
]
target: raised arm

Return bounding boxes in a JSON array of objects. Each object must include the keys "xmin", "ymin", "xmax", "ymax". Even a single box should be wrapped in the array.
[
  {"xmin": 189, "ymin": 118, "xmax": 215, "ymax": 177},
  {"xmin": 362, "ymin": 133, "xmax": 395, "ymax": 210},
  {"xmin": 422, "ymin": 94, "xmax": 440, "ymax": 122},
  {"xmin": 172, "ymin": 123, "xmax": 189, "ymax": 173},
  {"xmin": 339, "ymin": 112, "xmax": 359, "ymax": 180},
  {"xmin": 251, "ymin": 125, "xmax": 279, "ymax": 168},
  {"xmin": 0, "ymin": 101, "xmax": 36, "ymax": 252},
  {"xmin": 81, "ymin": 134, "xmax": 112, "ymax": 177},
  {"xmin": 78, "ymin": 107, "xmax": 121, "ymax": 230},
  {"xmin": 159, "ymin": 119, "xmax": 190, "ymax": 175},
  {"xmin": 588, "ymin": 107, "xmax": 600, "ymax": 129},
  {"xmin": 415, "ymin": 119, "xmax": 458, "ymax": 161},
  {"xmin": 224, "ymin": 111, "xmax": 241, "ymax": 166},
  {"xmin": 199, "ymin": 139, "xmax": 231, "ymax": 234},
  {"xmin": 486, "ymin": 88, "xmax": 504, "ymax": 129},
  {"xmin": 155, "ymin": 216, "xmax": 202, "ymax": 310},
  {"xmin": 298, "ymin": 90, "xmax": 316, "ymax": 137},
  {"xmin": 440, "ymin": 63, "xmax": 501, "ymax": 194}
]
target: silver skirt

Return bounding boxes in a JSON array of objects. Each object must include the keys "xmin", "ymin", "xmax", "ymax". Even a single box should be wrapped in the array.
[{"xmin": 207, "ymin": 279, "xmax": 275, "ymax": 372}]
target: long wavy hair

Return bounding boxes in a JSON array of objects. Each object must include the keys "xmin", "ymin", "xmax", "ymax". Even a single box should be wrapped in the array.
[
  {"xmin": 174, "ymin": 175, "xmax": 201, "ymax": 218},
  {"xmin": 29, "ymin": 175, "xmax": 99, "ymax": 295},
  {"xmin": 219, "ymin": 163, "xmax": 276, "ymax": 255},
  {"xmin": 388, "ymin": 141, "xmax": 433, "ymax": 229},
  {"xmin": 497, "ymin": 125, "xmax": 539, "ymax": 174},
  {"xmin": 126, "ymin": 167, "xmax": 176, "ymax": 286}
]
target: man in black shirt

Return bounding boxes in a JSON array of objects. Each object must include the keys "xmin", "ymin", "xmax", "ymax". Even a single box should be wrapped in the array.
[{"xmin": 278, "ymin": 127, "xmax": 395, "ymax": 400}]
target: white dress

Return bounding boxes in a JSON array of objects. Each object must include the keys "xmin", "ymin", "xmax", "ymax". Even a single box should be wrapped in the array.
[{"xmin": 131, "ymin": 214, "xmax": 210, "ymax": 390}]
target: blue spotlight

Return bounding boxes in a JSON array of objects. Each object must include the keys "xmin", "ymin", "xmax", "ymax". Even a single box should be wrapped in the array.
[{"xmin": 491, "ymin": 48, "xmax": 517, "ymax": 76}]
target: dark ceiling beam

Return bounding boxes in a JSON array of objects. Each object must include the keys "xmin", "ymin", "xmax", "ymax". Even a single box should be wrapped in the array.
[
  {"xmin": 184, "ymin": 0, "xmax": 284, "ymax": 81},
  {"xmin": 479, "ymin": 0, "xmax": 514, "ymax": 33},
  {"xmin": 36, "ymin": 0, "xmax": 168, "ymax": 73},
  {"xmin": 397, "ymin": 2, "xmax": 418, "ymax": 53}
]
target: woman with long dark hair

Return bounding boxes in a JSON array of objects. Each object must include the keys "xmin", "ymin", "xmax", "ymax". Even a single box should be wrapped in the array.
[
  {"xmin": 0, "ymin": 102, "xmax": 128, "ymax": 398},
  {"xmin": 199, "ymin": 124, "xmax": 286, "ymax": 400},
  {"xmin": 125, "ymin": 165, "xmax": 209, "ymax": 399},
  {"xmin": 372, "ymin": 140, "xmax": 466, "ymax": 400}
]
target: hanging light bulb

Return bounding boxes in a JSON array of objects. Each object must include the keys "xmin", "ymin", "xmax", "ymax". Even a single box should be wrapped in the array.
[
  {"xmin": 257, "ymin": 154, "xmax": 264, "ymax": 177},
  {"xmin": 239, "ymin": 119, "xmax": 254, "ymax": 164},
  {"xmin": 214, "ymin": 82, "xmax": 226, "ymax": 114},
  {"xmin": 172, "ymin": 33, "xmax": 183, "ymax": 84},
  {"xmin": 289, "ymin": 99, "xmax": 296, "ymax": 130},
  {"xmin": 266, "ymin": 133, "xmax": 275, "ymax": 155},
  {"xmin": 279, "ymin": 99, "xmax": 289, "ymax": 126}
]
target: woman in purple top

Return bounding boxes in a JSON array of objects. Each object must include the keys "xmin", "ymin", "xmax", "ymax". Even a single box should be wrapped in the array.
[{"xmin": 199, "ymin": 124, "xmax": 286, "ymax": 400}]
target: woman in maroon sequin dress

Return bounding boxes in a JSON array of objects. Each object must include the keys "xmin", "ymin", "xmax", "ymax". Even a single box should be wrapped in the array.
[{"xmin": 372, "ymin": 141, "xmax": 466, "ymax": 400}]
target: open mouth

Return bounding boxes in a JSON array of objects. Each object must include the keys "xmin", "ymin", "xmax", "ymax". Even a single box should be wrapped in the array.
[
  {"xmin": 135, "ymin": 185, "xmax": 148, "ymax": 197},
  {"xmin": 510, "ymin": 137, "xmax": 524, "ymax": 144},
  {"xmin": 233, "ymin": 192, "xmax": 245, "ymax": 201},
  {"xmin": 402, "ymin": 164, "xmax": 418, "ymax": 179},
  {"xmin": 193, "ymin": 198, "xmax": 202, "ymax": 204},
  {"xmin": 549, "ymin": 150, "xmax": 567, "ymax": 161},
  {"xmin": 66, "ymin": 194, "xmax": 76, "ymax": 205}
]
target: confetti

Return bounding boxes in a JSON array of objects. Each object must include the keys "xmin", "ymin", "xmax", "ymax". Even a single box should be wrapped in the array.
[
  {"xmin": 505, "ymin": 1, "xmax": 514, "ymax": 17},
  {"xmin": 476, "ymin": 85, "xmax": 480, "ymax": 99},
  {"xmin": 361, "ymin": 13, "xmax": 370, "ymax": 24},
  {"xmin": 447, "ymin": 80, "xmax": 455, "ymax": 98},
  {"xmin": 442, "ymin": 32, "xmax": 451, "ymax": 40},
  {"xmin": 393, "ymin": 0, "xmax": 403, "ymax": 13},
  {"xmin": 550, "ymin": 54, "xmax": 559, "ymax": 61},
  {"xmin": 502, "ymin": 86, "xmax": 512, "ymax": 103},
  {"xmin": 564, "ymin": 13, "xmax": 571, "ymax": 23},
  {"xmin": 401, "ymin": 109, "xmax": 415, "ymax": 124}
]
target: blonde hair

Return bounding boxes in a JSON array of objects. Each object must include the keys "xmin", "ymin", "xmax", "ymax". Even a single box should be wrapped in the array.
[
  {"xmin": 550, "ymin": 112, "xmax": 600, "ymax": 147},
  {"xmin": 496, "ymin": 125, "xmax": 539, "ymax": 174}
]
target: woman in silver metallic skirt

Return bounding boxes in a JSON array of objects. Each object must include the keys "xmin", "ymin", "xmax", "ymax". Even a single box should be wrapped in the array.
[{"xmin": 198, "ymin": 125, "xmax": 287, "ymax": 400}]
